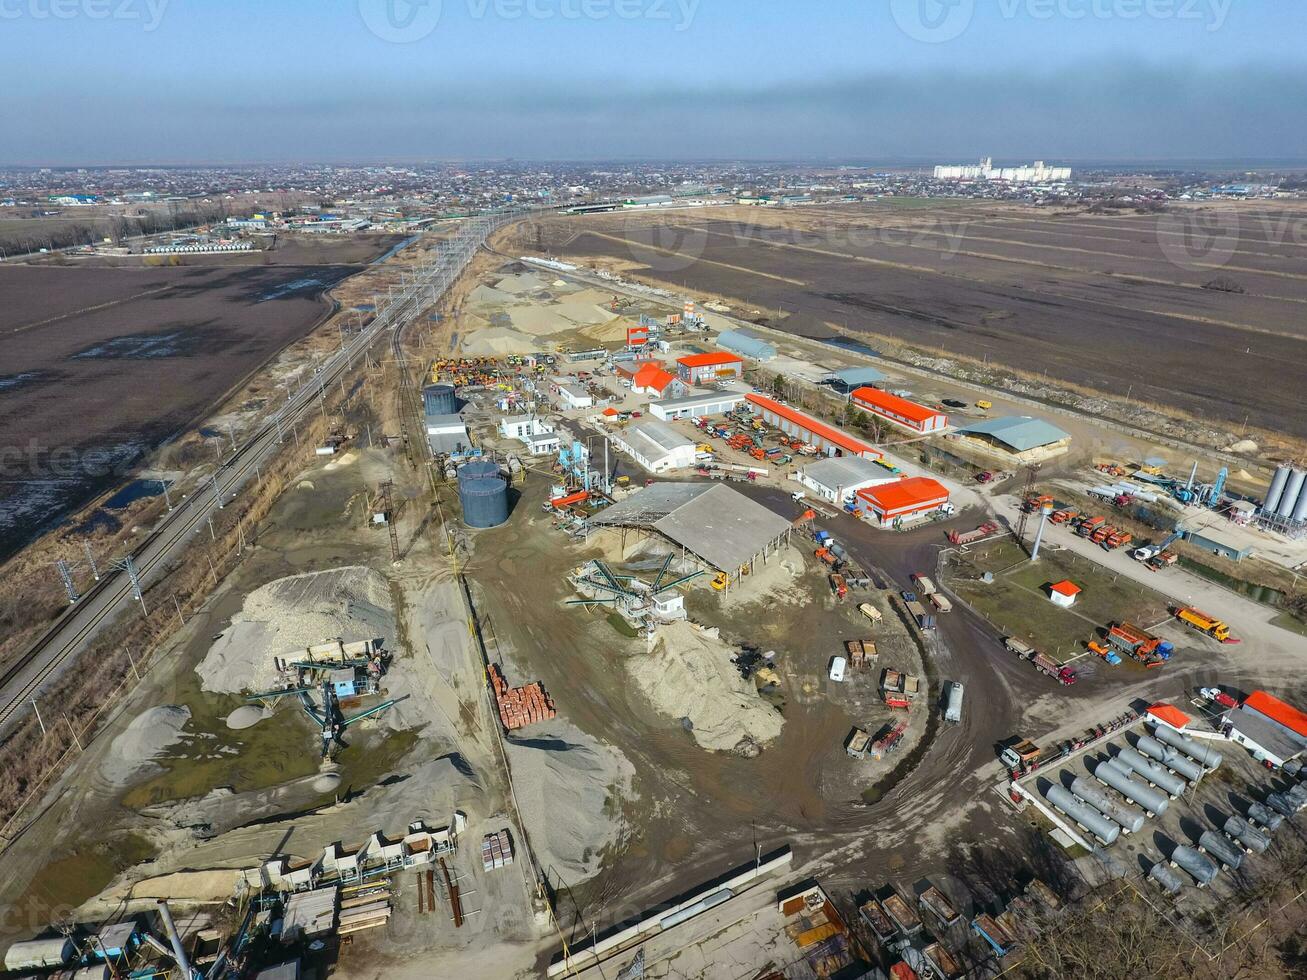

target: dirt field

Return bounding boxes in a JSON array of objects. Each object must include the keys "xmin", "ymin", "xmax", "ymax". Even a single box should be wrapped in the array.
[
  {"xmin": 0, "ymin": 258, "xmax": 372, "ymax": 558},
  {"xmin": 538, "ymin": 202, "xmax": 1307, "ymax": 440}
]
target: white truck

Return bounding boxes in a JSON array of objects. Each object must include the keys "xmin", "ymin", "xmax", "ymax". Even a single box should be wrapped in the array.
[
  {"xmin": 944, "ymin": 682, "xmax": 964, "ymax": 724},
  {"xmin": 911, "ymin": 573, "xmax": 937, "ymax": 596}
]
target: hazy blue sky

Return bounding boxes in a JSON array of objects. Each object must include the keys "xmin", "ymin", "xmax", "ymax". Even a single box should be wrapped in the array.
[{"xmin": 2, "ymin": 0, "xmax": 1305, "ymax": 163}]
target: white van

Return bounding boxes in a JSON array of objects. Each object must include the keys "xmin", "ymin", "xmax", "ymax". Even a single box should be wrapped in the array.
[{"xmin": 829, "ymin": 656, "xmax": 847, "ymax": 682}]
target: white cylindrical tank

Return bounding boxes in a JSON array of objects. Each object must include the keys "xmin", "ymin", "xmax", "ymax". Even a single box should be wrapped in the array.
[
  {"xmin": 1135, "ymin": 735, "xmax": 1203, "ymax": 783},
  {"xmin": 1047, "ymin": 785, "xmax": 1120, "ymax": 845},
  {"xmin": 1263, "ymin": 465, "xmax": 1292, "ymax": 514},
  {"xmin": 1095, "ymin": 759, "xmax": 1170, "ymax": 816},
  {"xmin": 1198, "ymin": 829, "xmax": 1244, "ymax": 870},
  {"xmin": 1117, "ymin": 745, "xmax": 1187, "ymax": 796},
  {"xmin": 1071, "ymin": 777, "xmax": 1145, "ymax": 833},
  {"xmin": 1152, "ymin": 725, "xmax": 1223, "ymax": 769},
  {"xmin": 1171, "ymin": 845, "xmax": 1218, "ymax": 886},
  {"xmin": 1277, "ymin": 469, "xmax": 1307, "ymax": 518}
]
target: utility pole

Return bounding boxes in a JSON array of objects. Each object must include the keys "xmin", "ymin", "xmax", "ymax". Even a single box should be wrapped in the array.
[
  {"xmin": 83, "ymin": 541, "xmax": 100, "ymax": 581},
  {"xmin": 55, "ymin": 559, "xmax": 79, "ymax": 604}
]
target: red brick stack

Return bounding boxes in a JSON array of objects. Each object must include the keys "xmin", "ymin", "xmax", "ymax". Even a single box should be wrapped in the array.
[{"xmin": 489, "ymin": 664, "xmax": 557, "ymax": 731}]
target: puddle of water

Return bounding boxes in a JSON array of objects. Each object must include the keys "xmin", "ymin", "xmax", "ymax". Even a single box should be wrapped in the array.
[
  {"xmin": 0, "ymin": 371, "xmax": 42, "ymax": 391},
  {"xmin": 259, "ymin": 277, "xmax": 324, "ymax": 302},
  {"xmin": 16, "ymin": 833, "xmax": 157, "ymax": 920},
  {"xmin": 73, "ymin": 333, "xmax": 187, "ymax": 359},
  {"xmin": 104, "ymin": 478, "xmax": 168, "ymax": 510},
  {"xmin": 821, "ymin": 336, "xmax": 882, "ymax": 358}
]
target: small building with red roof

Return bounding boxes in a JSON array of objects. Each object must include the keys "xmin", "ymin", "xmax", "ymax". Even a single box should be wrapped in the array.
[
  {"xmin": 1047, "ymin": 580, "xmax": 1081, "ymax": 608},
  {"xmin": 850, "ymin": 386, "xmax": 948, "ymax": 434},
  {"xmin": 676, "ymin": 350, "xmax": 744, "ymax": 384},
  {"xmin": 854, "ymin": 476, "xmax": 951, "ymax": 528},
  {"xmin": 631, "ymin": 362, "xmax": 685, "ymax": 400},
  {"xmin": 1145, "ymin": 703, "xmax": 1192, "ymax": 732}
]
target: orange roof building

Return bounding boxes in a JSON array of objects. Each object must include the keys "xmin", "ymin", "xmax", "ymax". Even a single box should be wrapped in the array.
[
  {"xmin": 745, "ymin": 393, "xmax": 880, "ymax": 459},
  {"xmin": 855, "ymin": 477, "xmax": 950, "ymax": 527},
  {"xmin": 1048, "ymin": 580, "xmax": 1081, "ymax": 607},
  {"xmin": 850, "ymin": 386, "xmax": 948, "ymax": 434},
  {"xmin": 1243, "ymin": 691, "xmax": 1307, "ymax": 740},
  {"xmin": 676, "ymin": 350, "xmax": 744, "ymax": 383},
  {"xmin": 631, "ymin": 362, "xmax": 683, "ymax": 398},
  {"xmin": 1145, "ymin": 703, "xmax": 1192, "ymax": 731}
]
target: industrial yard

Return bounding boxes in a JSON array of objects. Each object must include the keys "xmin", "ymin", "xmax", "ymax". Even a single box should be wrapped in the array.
[{"xmin": 4, "ymin": 203, "xmax": 1307, "ymax": 980}]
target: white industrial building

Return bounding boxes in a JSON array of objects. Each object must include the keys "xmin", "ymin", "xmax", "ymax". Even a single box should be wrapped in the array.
[
  {"xmin": 649, "ymin": 391, "xmax": 747, "ymax": 422},
  {"xmin": 425, "ymin": 413, "xmax": 471, "ymax": 455},
  {"xmin": 499, "ymin": 415, "xmax": 554, "ymax": 441},
  {"xmin": 791, "ymin": 456, "xmax": 898, "ymax": 505},
  {"xmin": 933, "ymin": 158, "xmax": 1071, "ymax": 183},
  {"xmin": 524, "ymin": 431, "xmax": 561, "ymax": 456},
  {"xmin": 611, "ymin": 418, "xmax": 697, "ymax": 473},
  {"xmin": 556, "ymin": 383, "xmax": 593, "ymax": 410}
]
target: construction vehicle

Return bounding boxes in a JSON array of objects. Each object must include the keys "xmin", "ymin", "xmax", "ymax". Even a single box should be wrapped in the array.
[
  {"xmin": 1050, "ymin": 508, "xmax": 1078, "ymax": 524},
  {"xmin": 1132, "ymin": 526, "xmax": 1183, "ymax": 563},
  {"xmin": 710, "ymin": 572, "xmax": 729, "ymax": 591},
  {"xmin": 814, "ymin": 547, "xmax": 837, "ymax": 567},
  {"xmin": 947, "ymin": 521, "xmax": 1001, "ymax": 545},
  {"xmin": 944, "ymin": 682, "xmax": 964, "ymax": 724},
  {"xmin": 1102, "ymin": 528, "xmax": 1133, "ymax": 550},
  {"xmin": 1023, "ymin": 493, "xmax": 1054, "ymax": 513},
  {"xmin": 905, "ymin": 599, "xmax": 936, "ymax": 630},
  {"xmin": 1077, "ymin": 516, "xmax": 1106, "ymax": 538},
  {"xmin": 871, "ymin": 722, "xmax": 908, "ymax": 759},
  {"xmin": 881, "ymin": 669, "xmax": 919, "ymax": 709},
  {"xmin": 976, "ymin": 399, "xmax": 993, "ymax": 410},
  {"xmin": 911, "ymin": 572, "xmax": 937, "ymax": 595},
  {"xmin": 858, "ymin": 602, "xmax": 883, "ymax": 623},
  {"xmin": 845, "ymin": 639, "xmax": 876, "ymax": 670},
  {"xmin": 920, "ymin": 885, "xmax": 962, "ymax": 927},
  {"xmin": 859, "ymin": 899, "xmax": 897, "ymax": 943},
  {"xmin": 1004, "ymin": 637, "xmax": 1077, "ymax": 684},
  {"xmin": 1107, "ymin": 622, "xmax": 1173, "ymax": 667},
  {"xmin": 1000, "ymin": 737, "xmax": 1042, "ymax": 772},
  {"xmin": 1087, "ymin": 640, "xmax": 1122, "ymax": 665},
  {"xmin": 1175, "ymin": 606, "xmax": 1235, "ymax": 643},
  {"xmin": 881, "ymin": 891, "xmax": 921, "ymax": 934},
  {"xmin": 845, "ymin": 727, "xmax": 871, "ymax": 758},
  {"xmin": 1146, "ymin": 551, "xmax": 1178, "ymax": 571},
  {"xmin": 829, "ymin": 573, "xmax": 848, "ymax": 599},
  {"xmin": 1201, "ymin": 687, "xmax": 1240, "ymax": 709},
  {"xmin": 929, "ymin": 593, "xmax": 952, "ymax": 613}
]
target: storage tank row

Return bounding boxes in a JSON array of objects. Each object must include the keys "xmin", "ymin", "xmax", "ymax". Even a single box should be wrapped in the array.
[
  {"xmin": 457, "ymin": 460, "xmax": 509, "ymax": 529},
  {"xmin": 1262, "ymin": 464, "xmax": 1307, "ymax": 523},
  {"xmin": 423, "ymin": 383, "xmax": 457, "ymax": 416}
]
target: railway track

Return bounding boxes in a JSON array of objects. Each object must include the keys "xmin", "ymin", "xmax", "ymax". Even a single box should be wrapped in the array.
[{"xmin": 0, "ymin": 210, "xmax": 526, "ymax": 740}]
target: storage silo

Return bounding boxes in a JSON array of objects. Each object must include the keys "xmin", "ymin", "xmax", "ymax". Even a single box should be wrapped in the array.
[
  {"xmin": 1135, "ymin": 736, "xmax": 1202, "ymax": 784},
  {"xmin": 1198, "ymin": 830, "xmax": 1243, "ymax": 871},
  {"xmin": 1277, "ymin": 468, "xmax": 1307, "ymax": 518},
  {"xmin": 460, "ymin": 477, "xmax": 509, "ymax": 529},
  {"xmin": 1070, "ymin": 777, "xmax": 1145, "ymax": 833},
  {"xmin": 1171, "ymin": 846, "xmax": 1218, "ymax": 887},
  {"xmin": 1115, "ymin": 746, "xmax": 1187, "ymax": 797},
  {"xmin": 1047, "ymin": 785, "xmax": 1119, "ymax": 845},
  {"xmin": 1292, "ymin": 482, "xmax": 1307, "ymax": 524},
  {"xmin": 1094, "ymin": 759, "xmax": 1169, "ymax": 816},
  {"xmin": 458, "ymin": 459, "xmax": 500, "ymax": 485},
  {"xmin": 1263, "ymin": 465, "xmax": 1292, "ymax": 515},
  {"xmin": 1151, "ymin": 725, "xmax": 1222, "ymax": 770},
  {"xmin": 423, "ymin": 383, "xmax": 457, "ymax": 416}
]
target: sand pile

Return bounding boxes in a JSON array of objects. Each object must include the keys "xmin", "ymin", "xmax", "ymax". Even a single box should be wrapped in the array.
[
  {"xmin": 506, "ymin": 719, "xmax": 635, "ymax": 882},
  {"xmin": 630, "ymin": 622, "xmax": 784, "ymax": 754},
  {"xmin": 508, "ymin": 305, "xmax": 570, "ymax": 336},
  {"xmin": 102, "ymin": 705, "xmax": 191, "ymax": 786},
  {"xmin": 468, "ymin": 284, "xmax": 515, "ymax": 305},
  {"xmin": 460, "ymin": 325, "xmax": 537, "ymax": 357},
  {"xmin": 578, "ymin": 317, "xmax": 632, "ymax": 343},
  {"xmin": 197, "ymin": 566, "xmax": 395, "ymax": 694}
]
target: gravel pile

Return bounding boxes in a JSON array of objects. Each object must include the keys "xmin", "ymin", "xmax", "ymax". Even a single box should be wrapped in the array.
[
  {"xmin": 197, "ymin": 566, "xmax": 395, "ymax": 694},
  {"xmin": 629, "ymin": 621, "xmax": 784, "ymax": 754},
  {"xmin": 102, "ymin": 705, "xmax": 191, "ymax": 786}
]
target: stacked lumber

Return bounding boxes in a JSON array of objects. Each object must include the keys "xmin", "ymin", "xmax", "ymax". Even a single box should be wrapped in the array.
[
  {"xmin": 481, "ymin": 829, "xmax": 515, "ymax": 871},
  {"xmin": 489, "ymin": 664, "xmax": 556, "ymax": 730}
]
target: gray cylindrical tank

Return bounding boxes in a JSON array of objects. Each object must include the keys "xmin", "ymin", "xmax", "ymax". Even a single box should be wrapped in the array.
[
  {"xmin": 1198, "ymin": 829, "xmax": 1244, "ymax": 870},
  {"xmin": 1136, "ymin": 736, "xmax": 1203, "ymax": 784},
  {"xmin": 458, "ymin": 459, "xmax": 499, "ymax": 484},
  {"xmin": 1172, "ymin": 845, "xmax": 1218, "ymax": 886},
  {"xmin": 1264, "ymin": 465, "xmax": 1292, "ymax": 515},
  {"xmin": 1071, "ymin": 777, "xmax": 1146, "ymax": 833},
  {"xmin": 1293, "ymin": 484, "xmax": 1307, "ymax": 524},
  {"xmin": 1287, "ymin": 782, "xmax": 1307, "ymax": 810},
  {"xmin": 1095, "ymin": 760, "xmax": 1169, "ymax": 816},
  {"xmin": 1148, "ymin": 861, "xmax": 1184, "ymax": 896},
  {"xmin": 1117, "ymin": 746, "xmax": 1187, "ymax": 797},
  {"xmin": 1283, "ymin": 759, "xmax": 1303, "ymax": 780},
  {"xmin": 460, "ymin": 477, "xmax": 509, "ymax": 529},
  {"xmin": 1223, "ymin": 814, "xmax": 1270, "ymax": 854},
  {"xmin": 1047, "ymin": 785, "xmax": 1120, "ymax": 845},
  {"xmin": 422, "ymin": 383, "xmax": 457, "ymax": 417},
  {"xmin": 1152, "ymin": 725, "xmax": 1223, "ymax": 770},
  {"xmin": 1247, "ymin": 801, "xmax": 1284, "ymax": 831},
  {"xmin": 1266, "ymin": 791, "xmax": 1295, "ymax": 818},
  {"xmin": 1277, "ymin": 469, "xmax": 1307, "ymax": 518}
]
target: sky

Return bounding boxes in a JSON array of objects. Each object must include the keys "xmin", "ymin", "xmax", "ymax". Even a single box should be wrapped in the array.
[{"xmin": 2, "ymin": 0, "xmax": 1306, "ymax": 164}]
